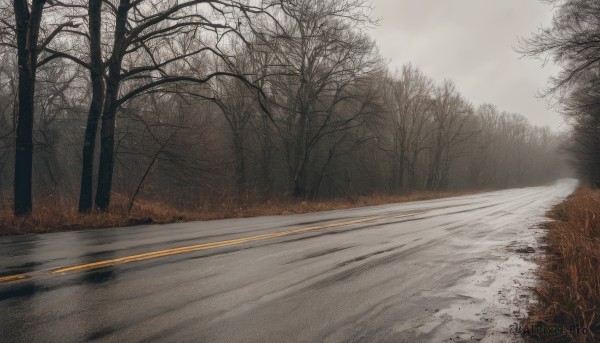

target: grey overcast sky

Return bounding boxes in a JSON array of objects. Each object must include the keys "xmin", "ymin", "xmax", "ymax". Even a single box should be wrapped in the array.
[{"xmin": 370, "ymin": 0, "xmax": 565, "ymax": 130}]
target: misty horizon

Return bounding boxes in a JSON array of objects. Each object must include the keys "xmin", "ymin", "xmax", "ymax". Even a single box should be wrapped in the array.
[{"xmin": 370, "ymin": 0, "xmax": 564, "ymax": 130}]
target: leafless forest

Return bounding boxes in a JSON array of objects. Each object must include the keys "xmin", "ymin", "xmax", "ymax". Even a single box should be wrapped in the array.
[{"xmin": 0, "ymin": 0, "xmax": 567, "ymax": 217}]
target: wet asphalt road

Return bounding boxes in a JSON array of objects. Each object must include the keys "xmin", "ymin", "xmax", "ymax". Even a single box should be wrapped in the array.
[{"xmin": 0, "ymin": 180, "xmax": 577, "ymax": 342}]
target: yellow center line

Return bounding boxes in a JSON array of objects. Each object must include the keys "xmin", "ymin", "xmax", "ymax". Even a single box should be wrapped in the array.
[
  {"xmin": 0, "ymin": 211, "xmax": 422, "ymax": 283},
  {"xmin": 0, "ymin": 274, "xmax": 29, "ymax": 283}
]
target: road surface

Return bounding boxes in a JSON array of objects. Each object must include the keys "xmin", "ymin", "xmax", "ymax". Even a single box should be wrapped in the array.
[{"xmin": 0, "ymin": 180, "xmax": 577, "ymax": 342}]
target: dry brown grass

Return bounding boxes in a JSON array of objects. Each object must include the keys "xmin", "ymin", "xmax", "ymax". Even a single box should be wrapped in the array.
[
  {"xmin": 528, "ymin": 187, "xmax": 600, "ymax": 342},
  {"xmin": 0, "ymin": 190, "xmax": 476, "ymax": 235},
  {"xmin": 0, "ymin": 194, "xmax": 189, "ymax": 235}
]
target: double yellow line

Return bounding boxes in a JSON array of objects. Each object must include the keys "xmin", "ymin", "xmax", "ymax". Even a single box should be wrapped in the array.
[{"xmin": 0, "ymin": 211, "xmax": 420, "ymax": 284}]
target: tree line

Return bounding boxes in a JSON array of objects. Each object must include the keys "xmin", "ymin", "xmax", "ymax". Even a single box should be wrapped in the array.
[
  {"xmin": 519, "ymin": 0, "xmax": 600, "ymax": 188},
  {"xmin": 0, "ymin": 0, "xmax": 566, "ymax": 216}
]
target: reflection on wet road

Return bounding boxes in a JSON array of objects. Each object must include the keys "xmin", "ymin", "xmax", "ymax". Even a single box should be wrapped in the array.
[{"xmin": 0, "ymin": 180, "xmax": 577, "ymax": 342}]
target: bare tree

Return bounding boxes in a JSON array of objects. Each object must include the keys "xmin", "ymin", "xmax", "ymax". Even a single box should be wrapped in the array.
[
  {"xmin": 519, "ymin": 0, "xmax": 600, "ymax": 186},
  {"xmin": 262, "ymin": 0, "xmax": 381, "ymax": 197},
  {"xmin": 381, "ymin": 65, "xmax": 434, "ymax": 192},
  {"xmin": 210, "ymin": 50, "xmax": 260, "ymax": 200},
  {"xmin": 426, "ymin": 80, "xmax": 475, "ymax": 191},
  {"xmin": 3, "ymin": 0, "xmax": 78, "ymax": 215},
  {"xmin": 77, "ymin": 0, "xmax": 104, "ymax": 212}
]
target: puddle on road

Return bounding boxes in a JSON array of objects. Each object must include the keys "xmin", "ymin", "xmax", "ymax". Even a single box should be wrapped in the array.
[{"xmin": 401, "ymin": 226, "xmax": 544, "ymax": 343}]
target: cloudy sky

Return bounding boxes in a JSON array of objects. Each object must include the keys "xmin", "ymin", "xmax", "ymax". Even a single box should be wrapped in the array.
[{"xmin": 370, "ymin": 0, "xmax": 565, "ymax": 130}]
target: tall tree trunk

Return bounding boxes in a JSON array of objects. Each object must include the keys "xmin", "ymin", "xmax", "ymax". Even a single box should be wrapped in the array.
[
  {"xmin": 398, "ymin": 136, "xmax": 406, "ymax": 193},
  {"xmin": 391, "ymin": 134, "xmax": 399, "ymax": 193},
  {"xmin": 427, "ymin": 152, "xmax": 440, "ymax": 190},
  {"xmin": 233, "ymin": 134, "xmax": 246, "ymax": 200},
  {"xmin": 309, "ymin": 147, "xmax": 334, "ymax": 200},
  {"xmin": 292, "ymin": 168, "xmax": 307, "ymax": 198},
  {"xmin": 78, "ymin": 0, "xmax": 104, "ymax": 213},
  {"xmin": 260, "ymin": 115, "xmax": 271, "ymax": 200},
  {"xmin": 13, "ymin": 0, "xmax": 45, "ymax": 216},
  {"xmin": 94, "ymin": 90, "xmax": 118, "ymax": 210},
  {"xmin": 13, "ymin": 60, "xmax": 35, "ymax": 216},
  {"xmin": 291, "ymin": 109, "xmax": 308, "ymax": 198},
  {"xmin": 292, "ymin": 157, "xmax": 309, "ymax": 198},
  {"xmin": 94, "ymin": 0, "xmax": 129, "ymax": 210}
]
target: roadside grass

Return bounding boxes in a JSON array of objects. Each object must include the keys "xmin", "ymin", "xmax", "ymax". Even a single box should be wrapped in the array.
[
  {"xmin": 528, "ymin": 187, "xmax": 600, "ymax": 342},
  {"xmin": 0, "ymin": 190, "xmax": 477, "ymax": 235}
]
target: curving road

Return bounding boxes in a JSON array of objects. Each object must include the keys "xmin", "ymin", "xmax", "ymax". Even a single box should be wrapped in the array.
[{"xmin": 0, "ymin": 179, "xmax": 577, "ymax": 342}]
